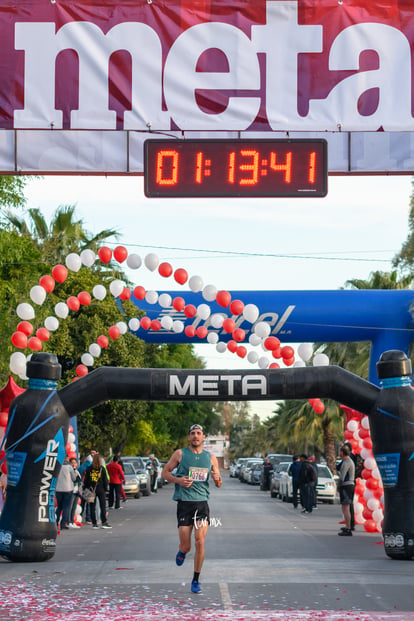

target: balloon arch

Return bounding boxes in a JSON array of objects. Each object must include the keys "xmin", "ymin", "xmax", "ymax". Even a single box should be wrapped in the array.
[{"xmin": 1, "ymin": 245, "xmax": 414, "ymax": 554}]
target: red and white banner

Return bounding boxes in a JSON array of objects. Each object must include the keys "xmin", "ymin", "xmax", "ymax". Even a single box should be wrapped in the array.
[{"xmin": 1, "ymin": 0, "xmax": 414, "ymax": 173}]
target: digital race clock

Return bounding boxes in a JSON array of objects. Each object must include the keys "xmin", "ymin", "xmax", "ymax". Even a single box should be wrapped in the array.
[{"xmin": 144, "ymin": 139, "xmax": 327, "ymax": 198}]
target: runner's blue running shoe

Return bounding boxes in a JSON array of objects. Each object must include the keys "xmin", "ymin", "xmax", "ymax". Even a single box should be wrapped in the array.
[
  {"xmin": 191, "ymin": 580, "xmax": 202, "ymax": 593},
  {"xmin": 175, "ymin": 550, "xmax": 186, "ymax": 566}
]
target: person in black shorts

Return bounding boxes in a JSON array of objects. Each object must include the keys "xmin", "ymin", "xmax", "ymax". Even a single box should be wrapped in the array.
[
  {"xmin": 162, "ymin": 424, "xmax": 222, "ymax": 594},
  {"xmin": 337, "ymin": 445, "xmax": 355, "ymax": 537}
]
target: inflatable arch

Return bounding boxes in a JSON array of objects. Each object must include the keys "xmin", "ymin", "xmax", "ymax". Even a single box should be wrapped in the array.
[{"xmin": 0, "ymin": 349, "xmax": 414, "ymax": 563}]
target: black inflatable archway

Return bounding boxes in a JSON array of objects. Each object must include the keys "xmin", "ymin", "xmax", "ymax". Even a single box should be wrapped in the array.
[{"xmin": 0, "ymin": 350, "xmax": 413, "ymax": 562}]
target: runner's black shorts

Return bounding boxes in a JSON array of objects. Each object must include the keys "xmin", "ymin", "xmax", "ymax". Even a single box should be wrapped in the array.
[
  {"xmin": 176, "ymin": 500, "xmax": 210, "ymax": 527},
  {"xmin": 339, "ymin": 484, "xmax": 355, "ymax": 505}
]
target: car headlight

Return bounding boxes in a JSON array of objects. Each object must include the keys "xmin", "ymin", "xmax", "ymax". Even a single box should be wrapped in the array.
[{"xmin": 325, "ymin": 481, "xmax": 335, "ymax": 488}]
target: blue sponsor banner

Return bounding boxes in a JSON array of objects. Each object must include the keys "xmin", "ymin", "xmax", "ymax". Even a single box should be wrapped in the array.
[
  {"xmin": 375, "ymin": 453, "xmax": 400, "ymax": 487},
  {"xmin": 6, "ymin": 451, "xmax": 27, "ymax": 487}
]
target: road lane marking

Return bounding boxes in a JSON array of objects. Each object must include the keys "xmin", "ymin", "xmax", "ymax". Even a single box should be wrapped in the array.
[{"xmin": 219, "ymin": 581, "xmax": 232, "ymax": 610}]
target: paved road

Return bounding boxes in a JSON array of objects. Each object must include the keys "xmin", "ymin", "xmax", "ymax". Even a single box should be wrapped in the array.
[{"xmin": 1, "ymin": 473, "xmax": 414, "ymax": 621}]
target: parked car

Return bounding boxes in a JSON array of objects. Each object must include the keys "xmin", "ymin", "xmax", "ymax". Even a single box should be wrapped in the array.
[
  {"xmin": 234, "ymin": 457, "xmax": 252, "ymax": 479},
  {"xmin": 121, "ymin": 456, "xmax": 151, "ymax": 496},
  {"xmin": 240, "ymin": 459, "xmax": 263, "ymax": 483},
  {"xmin": 266, "ymin": 453, "xmax": 292, "ymax": 468},
  {"xmin": 250, "ymin": 461, "xmax": 264, "ymax": 485},
  {"xmin": 122, "ymin": 461, "xmax": 142, "ymax": 498},
  {"xmin": 279, "ymin": 463, "xmax": 337, "ymax": 504},
  {"xmin": 270, "ymin": 461, "xmax": 291, "ymax": 498}
]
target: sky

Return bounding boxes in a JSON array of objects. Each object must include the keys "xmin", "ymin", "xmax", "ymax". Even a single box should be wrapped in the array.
[{"xmin": 23, "ymin": 173, "xmax": 413, "ymax": 420}]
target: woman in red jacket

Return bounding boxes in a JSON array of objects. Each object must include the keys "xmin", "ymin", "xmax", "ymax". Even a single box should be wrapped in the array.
[{"xmin": 106, "ymin": 455, "xmax": 126, "ymax": 510}]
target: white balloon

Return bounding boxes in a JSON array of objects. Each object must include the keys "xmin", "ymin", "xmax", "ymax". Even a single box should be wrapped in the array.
[
  {"xmin": 207, "ymin": 332, "xmax": 219, "ymax": 344},
  {"xmin": 172, "ymin": 320, "xmax": 184, "ymax": 333},
  {"xmin": 372, "ymin": 508, "xmax": 384, "ymax": 522},
  {"xmin": 159, "ymin": 293, "xmax": 172, "ymax": 308},
  {"xmin": 128, "ymin": 318, "xmax": 140, "ymax": 331},
  {"xmin": 293, "ymin": 360, "xmax": 306, "ymax": 367},
  {"xmin": 254, "ymin": 322, "xmax": 271, "ymax": 339},
  {"xmin": 80, "ymin": 249, "xmax": 96, "ymax": 267},
  {"xmin": 81, "ymin": 353, "xmax": 94, "ymax": 367},
  {"xmin": 44, "ymin": 316, "xmax": 59, "ymax": 332},
  {"xmin": 371, "ymin": 468, "xmax": 381, "ymax": 481},
  {"xmin": 126, "ymin": 253, "xmax": 142, "ymax": 269},
  {"xmin": 161, "ymin": 315, "xmax": 174, "ymax": 330},
  {"xmin": 258, "ymin": 356, "xmax": 269, "ymax": 369},
  {"xmin": 249, "ymin": 333, "xmax": 262, "ymax": 347},
  {"xmin": 247, "ymin": 351, "xmax": 259, "ymax": 364},
  {"xmin": 313, "ymin": 353, "xmax": 330, "ymax": 366},
  {"xmin": 216, "ymin": 342, "xmax": 227, "ymax": 353},
  {"xmin": 202, "ymin": 284, "xmax": 217, "ymax": 302},
  {"xmin": 364, "ymin": 457, "xmax": 377, "ymax": 470},
  {"xmin": 243, "ymin": 304, "xmax": 259, "ymax": 323},
  {"xmin": 347, "ymin": 419, "xmax": 359, "ymax": 432},
  {"xmin": 210, "ymin": 313, "xmax": 225, "ymax": 329},
  {"xmin": 197, "ymin": 304, "xmax": 211, "ymax": 320},
  {"xmin": 55, "ymin": 302, "xmax": 69, "ymax": 319},
  {"xmin": 68, "ymin": 432, "xmax": 76, "ymax": 444},
  {"xmin": 19, "ymin": 371, "xmax": 28, "ymax": 381},
  {"xmin": 361, "ymin": 416, "xmax": 370, "ymax": 430},
  {"xmin": 189, "ymin": 275, "xmax": 203, "ymax": 293},
  {"xmin": 360, "ymin": 448, "xmax": 372, "ymax": 460},
  {"xmin": 144, "ymin": 253, "xmax": 159, "ymax": 271},
  {"xmin": 30, "ymin": 285, "xmax": 46, "ymax": 305},
  {"xmin": 367, "ymin": 497, "xmax": 380, "ymax": 511},
  {"xmin": 298, "ymin": 343, "xmax": 314, "ymax": 362},
  {"xmin": 89, "ymin": 343, "xmax": 101, "ymax": 358},
  {"xmin": 145, "ymin": 290, "xmax": 158, "ymax": 305},
  {"xmin": 116, "ymin": 321, "xmax": 128, "ymax": 335},
  {"xmin": 16, "ymin": 302, "xmax": 35, "ymax": 320},
  {"xmin": 92, "ymin": 284, "xmax": 107, "ymax": 301},
  {"xmin": 65, "ymin": 252, "xmax": 82, "ymax": 272},
  {"xmin": 109, "ymin": 279, "xmax": 124, "ymax": 297},
  {"xmin": 354, "ymin": 502, "xmax": 364, "ymax": 513},
  {"xmin": 10, "ymin": 352, "xmax": 27, "ymax": 375},
  {"xmin": 364, "ymin": 488, "xmax": 374, "ymax": 500}
]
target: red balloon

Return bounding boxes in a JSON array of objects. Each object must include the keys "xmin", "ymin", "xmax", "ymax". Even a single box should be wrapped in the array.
[
  {"xmin": 159, "ymin": 262, "xmax": 173, "ymax": 277},
  {"xmin": 173, "ymin": 297, "xmax": 185, "ymax": 311},
  {"xmin": 11, "ymin": 331, "xmax": 27, "ymax": 349},
  {"xmin": 1, "ymin": 460, "xmax": 7, "ymax": 475},
  {"xmin": 366, "ymin": 477, "xmax": 379, "ymax": 490},
  {"xmin": 185, "ymin": 326, "xmax": 196, "ymax": 338},
  {"xmin": 150, "ymin": 319, "xmax": 161, "ymax": 331},
  {"xmin": 227, "ymin": 340, "xmax": 238, "ymax": 353},
  {"xmin": 236, "ymin": 345, "xmax": 247, "ymax": 358},
  {"xmin": 362, "ymin": 507, "xmax": 373, "ymax": 520},
  {"xmin": 361, "ymin": 468, "xmax": 372, "ymax": 480},
  {"xmin": 113, "ymin": 245, "xmax": 128, "ymax": 263},
  {"xmin": 98, "ymin": 246, "xmax": 112, "ymax": 263},
  {"xmin": 36, "ymin": 327, "xmax": 50, "ymax": 342},
  {"xmin": 355, "ymin": 483, "xmax": 365, "ymax": 496},
  {"xmin": 39, "ymin": 275, "xmax": 55, "ymax": 293},
  {"xmin": 222, "ymin": 318, "xmax": 236, "ymax": 333},
  {"xmin": 283, "ymin": 356, "xmax": 295, "ymax": 367},
  {"xmin": 174, "ymin": 268, "xmax": 188, "ymax": 285},
  {"xmin": 108, "ymin": 325, "xmax": 120, "ymax": 339},
  {"xmin": 28, "ymin": 336, "xmax": 42, "ymax": 351},
  {"xmin": 343, "ymin": 430, "xmax": 354, "ymax": 440},
  {"xmin": 196, "ymin": 326, "xmax": 208, "ymax": 339},
  {"xmin": 184, "ymin": 304, "xmax": 197, "ymax": 318},
  {"xmin": 97, "ymin": 335, "xmax": 109, "ymax": 348},
  {"xmin": 373, "ymin": 487, "xmax": 384, "ymax": 500},
  {"xmin": 229, "ymin": 300, "xmax": 244, "ymax": 315},
  {"xmin": 363, "ymin": 437, "xmax": 373, "ymax": 450},
  {"xmin": 52, "ymin": 264, "xmax": 68, "ymax": 283},
  {"xmin": 216, "ymin": 290, "xmax": 231, "ymax": 308},
  {"xmin": 76, "ymin": 364, "xmax": 88, "ymax": 377},
  {"xmin": 17, "ymin": 321, "xmax": 33, "ymax": 336},
  {"xmin": 312, "ymin": 400, "xmax": 325, "ymax": 414},
  {"xmin": 77, "ymin": 291, "xmax": 91, "ymax": 306},
  {"xmin": 140, "ymin": 317, "xmax": 151, "ymax": 330},
  {"xmin": 269, "ymin": 362, "xmax": 280, "ymax": 369},
  {"xmin": 67, "ymin": 296, "xmax": 80, "ymax": 311},
  {"xmin": 358, "ymin": 427, "xmax": 371, "ymax": 439},
  {"xmin": 232, "ymin": 328, "xmax": 245, "ymax": 342},
  {"xmin": 119, "ymin": 287, "xmax": 131, "ymax": 301},
  {"xmin": 0, "ymin": 411, "xmax": 8, "ymax": 427},
  {"xmin": 281, "ymin": 345, "xmax": 294, "ymax": 358},
  {"xmin": 264, "ymin": 336, "xmax": 280, "ymax": 351},
  {"xmin": 133, "ymin": 286, "xmax": 146, "ymax": 300},
  {"xmin": 272, "ymin": 347, "xmax": 282, "ymax": 359},
  {"xmin": 364, "ymin": 519, "xmax": 378, "ymax": 533}
]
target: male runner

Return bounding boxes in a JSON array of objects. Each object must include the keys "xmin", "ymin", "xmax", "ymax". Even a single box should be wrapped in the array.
[{"xmin": 161, "ymin": 423, "xmax": 222, "ymax": 594}]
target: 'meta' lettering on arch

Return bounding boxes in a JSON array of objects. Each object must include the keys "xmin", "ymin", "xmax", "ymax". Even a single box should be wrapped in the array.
[{"xmin": 168, "ymin": 374, "xmax": 267, "ymax": 398}]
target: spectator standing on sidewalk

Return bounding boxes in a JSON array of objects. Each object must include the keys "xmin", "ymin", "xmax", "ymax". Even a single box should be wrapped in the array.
[
  {"xmin": 83, "ymin": 453, "xmax": 112, "ymax": 529},
  {"xmin": 288, "ymin": 455, "xmax": 302, "ymax": 508},
  {"xmin": 56, "ymin": 457, "xmax": 77, "ymax": 529},
  {"xmin": 107, "ymin": 455, "xmax": 125, "ymax": 510},
  {"xmin": 298, "ymin": 454, "xmax": 317, "ymax": 514},
  {"xmin": 337, "ymin": 445, "xmax": 355, "ymax": 537}
]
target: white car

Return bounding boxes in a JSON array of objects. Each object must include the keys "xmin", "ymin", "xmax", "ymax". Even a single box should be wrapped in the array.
[{"xmin": 279, "ymin": 463, "xmax": 337, "ymax": 504}]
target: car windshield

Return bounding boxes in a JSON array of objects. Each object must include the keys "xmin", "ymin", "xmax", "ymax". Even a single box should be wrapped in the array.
[
  {"xmin": 123, "ymin": 457, "xmax": 145, "ymax": 470},
  {"xmin": 123, "ymin": 463, "xmax": 135, "ymax": 475},
  {"xmin": 277, "ymin": 463, "xmax": 290, "ymax": 473},
  {"xmin": 317, "ymin": 465, "xmax": 332, "ymax": 478}
]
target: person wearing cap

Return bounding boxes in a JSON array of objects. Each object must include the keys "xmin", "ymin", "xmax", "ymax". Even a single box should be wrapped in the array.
[{"xmin": 161, "ymin": 423, "xmax": 222, "ymax": 594}]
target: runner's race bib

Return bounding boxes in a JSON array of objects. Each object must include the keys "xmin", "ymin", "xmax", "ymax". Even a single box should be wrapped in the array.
[{"xmin": 189, "ymin": 467, "xmax": 209, "ymax": 482}]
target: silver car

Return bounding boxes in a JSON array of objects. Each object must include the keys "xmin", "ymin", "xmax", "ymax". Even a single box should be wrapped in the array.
[{"xmin": 121, "ymin": 456, "xmax": 151, "ymax": 496}]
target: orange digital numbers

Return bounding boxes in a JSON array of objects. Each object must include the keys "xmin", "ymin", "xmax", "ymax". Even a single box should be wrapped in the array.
[
  {"xmin": 308, "ymin": 151, "xmax": 316, "ymax": 183},
  {"xmin": 269, "ymin": 151, "xmax": 292, "ymax": 183},
  {"xmin": 239, "ymin": 150, "xmax": 259, "ymax": 185},
  {"xmin": 156, "ymin": 150, "xmax": 179, "ymax": 185}
]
